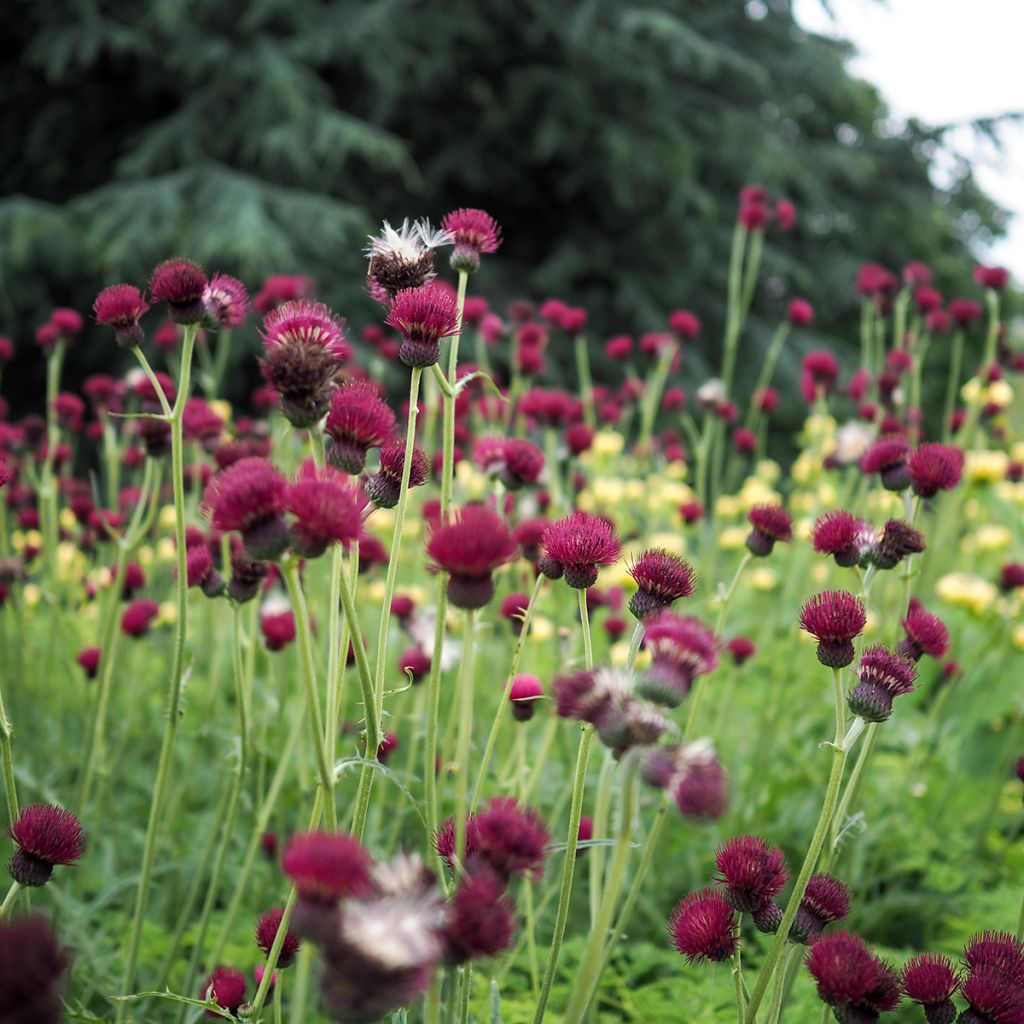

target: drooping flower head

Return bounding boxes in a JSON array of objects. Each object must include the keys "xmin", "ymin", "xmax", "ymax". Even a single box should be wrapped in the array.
[
  {"xmin": 908, "ymin": 443, "xmax": 964, "ymax": 498},
  {"xmin": 642, "ymin": 740, "xmax": 729, "ymax": 820},
  {"xmin": 470, "ymin": 797, "xmax": 549, "ymax": 881},
  {"xmin": 184, "ymin": 544, "xmax": 226, "ymax": 598},
  {"xmin": 7, "ymin": 805, "xmax": 86, "ymax": 887},
  {"xmin": 901, "ymin": 953, "xmax": 960, "ymax": 1023},
  {"xmin": 668, "ymin": 888, "xmax": 736, "ymax": 963},
  {"xmin": 365, "ymin": 439, "xmax": 430, "ymax": 509},
  {"xmin": 203, "ymin": 273, "xmax": 250, "ymax": 330},
  {"xmin": 0, "ymin": 914, "xmax": 70, "ymax": 1024},
  {"xmin": 806, "ymin": 931, "xmax": 901, "ymax": 1021},
  {"xmin": 205, "ymin": 457, "xmax": 289, "ymax": 561},
  {"xmin": 791, "ymin": 873, "xmax": 851, "ymax": 943},
  {"xmin": 442, "ymin": 870, "xmax": 516, "ymax": 964},
  {"xmin": 812, "ymin": 511, "xmax": 872, "ymax": 568},
  {"xmin": 324, "ymin": 380, "xmax": 397, "ymax": 473},
  {"xmin": 746, "ymin": 505, "xmax": 793, "ymax": 557},
  {"xmin": 872, "ymin": 519, "xmax": 926, "ymax": 570},
  {"xmin": 899, "ymin": 602, "xmax": 949, "ymax": 662},
  {"xmin": 200, "ymin": 967, "xmax": 247, "ymax": 1018},
  {"xmin": 93, "ymin": 284, "xmax": 150, "ymax": 346},
  {"xmin": 255, "ymin": 906, "xmax": 301, "ymax": 968},
  {"xmin": 799, "ymin": 590, "xmax": 866, "ymax": 668},
  {"xmin": 366, "ymin": 218, "xmax": 450, "ymax": 301},
  {"xmin": 472, "ymin": 437, "xmax": 545, "ymax": 491},
  {"xmin": 426, "ymin": 505, "xmax": 517, "ymax": 609},
  {"xmin": 639, "ymin": 611, "xmax": 719, "ymax": 707},
  {"xmin": 847, "ymin": 646, "xmax": 916, "ymax": 723},
  {"xmin": 714, "ymin": 835, "xmax": 788, "ymax": 913},
  {"xmin": 286, "ymin": 461, "xmax": 365, "ymax": 559},
  {"xmin": 627, "ymin": 549, "xmax": 697, "ymax": 619},
  {"xmin": 442, "ymin": 208, "xmax": 502, "ymax": 273},
  {"xmin": 149, "ymin": 258, "xmax": 208, "ymax": 324},
  {"xmin": 385, "ymin": 282, "xmax": 461, "ymax": 368},
  {"xmin": 540, "ymin": 512, "xmax": 621, "ymax": 589}
]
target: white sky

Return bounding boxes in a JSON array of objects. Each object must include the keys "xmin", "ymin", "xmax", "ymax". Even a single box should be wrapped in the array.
[{"xmin": 792, "ymin": 0, "xmax": 1024, "ymax": 279}]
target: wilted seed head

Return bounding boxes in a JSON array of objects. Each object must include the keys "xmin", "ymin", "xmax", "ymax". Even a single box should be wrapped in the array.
[
  {"xmin": 860, "ymin": 439, "xmax": 911, "ymax": 491},
  {"xmin": 365, "ymin": 218, "xmax": 449, "ymax": 300},
  {"xmin": 385, "ymin": 282, "xmax": 461, "ymax": 368},
  {"xmin": 471, "ymin": 797, "xmax": 549, "ymax": 881},
  {"xmin": 426, "ymin": 505, "xmax": 517, "ymax": 609},
  {"xmin": 746, "ymin": 505, "xmax": 793, "ymax": 557},
  {"xmin": 668, "ymin": 887, "xmax": 737, "ymax": 963},
  {"xmin": 799, "ymin": 590, "xmax": 866, "ymax": 668},
  {"xmin": 325, "ymin": 380, "xmax": 397, "ymax": 473},
  {"xmin": 443, "ymin": 871, "xmax": 516, "ymax": 964},
  {"xmin": 627, "ymin": 549, "xmax": 697, "ymax": 619},
  {"xmin": 791, "ymin": 873, "xmax": 850, "ymax": 944},
  {"xmin": 203, "ymin": 273, "xmax": 250, "ymax": 330},
  {"xmin": 908, "ymin": 443, "xmax": 964, "ymax": 498},
  {"xmin": 281, "ymin": 831, "xmax": 373, "ymax": 906},
  {"xmin": 812, "ymin": 511, "xmax": 869, "ymax": 568},
  {"xmin": 0, "ymin": 913, "xmax": 70, "ymax": 1024},
  {"xmin": 200, "ymin": 966, "xmax": 247, "ymax": 1018},
  {"xmin": 366, "ymin": 439, "xmax": 430, "ymax": 508},
  {"xmin": 442, "ymin": 208, "xmax": 502, "ymax": 272},
  {"xmin": 205, "ymin": 457, "xmax": 289, "ymax": 562},
  {"xmin": 901, "ymin": 953, "xmax": 960, "ymax": 1022},
  {"xmin": 7, "ymin": 805, "xmax": 86, "ymax": 887},
  {"xmin": 899, "ymin": 602, "xmax": 949, "ymax": 662},
  {"xmin": 541, "ymin": 512, "xmax": 621, "ymax": 589},
  {"xmin": 806, "ymin": 931, "xmax": 901, "ymax": 1019},
  {"xmin": 847, "ymin": 646, "xmax": 916, "ymax": 723},
  {"xmin": 255, "ymin": 906, "xmax": 301, "ymax": 968},
  {"xmin": 149, "ymin": 258, "xmax": 208, "ymax": 324},
  {"xmin": 93, "ymin": 284, "xmax": 150, "ymax": 346},
  {"xmin": 872, "ymin": 519, "xmax": 926, "ymax": 570},
  {"xmin": 714, "ymin": 835, "xmax": 788, "ymax": 913}
]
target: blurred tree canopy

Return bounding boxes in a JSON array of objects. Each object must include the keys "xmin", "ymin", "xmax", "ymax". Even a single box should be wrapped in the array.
[{"xmin": 0, "ymin": 0, "xmax": 1011, "ymax": 417}]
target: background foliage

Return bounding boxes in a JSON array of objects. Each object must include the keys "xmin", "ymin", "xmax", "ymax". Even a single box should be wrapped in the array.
[{"xmin": 0, "ymin": 0, "xmax": 1012, "ymax": 419}]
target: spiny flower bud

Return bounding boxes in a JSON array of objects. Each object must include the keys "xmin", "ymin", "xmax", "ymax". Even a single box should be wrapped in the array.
[
  {"xmin": 426, "ymin": 505, "xmax": 517, "ymax": 609},
  {"xmin": 746, "ymin": 505, "xmax": 793, "ymax": 557},
  {"xmin": 847, "ymin": 646, "xmax": 916, "ymax": 723},
  {"xmin": 668, "ymin": 888, "xmax": 736, "ymax": 963},
  {"xmin": 627, "ymin": 549, "xmax": 697, "ymax": 619},
  {"xmin": 799, "ymin": 590, "xmax": 866, "ymax": 669},
  {"xmin": 385, "ymin": 282, "xmax": 461, "ymax": 368},
  {"xmin": 442, "ymin": 208, "xmax": 501, "ymax": 273},
  {"xmin": 149, "ymin": 258, "xmax": 208, "ymax": 325},
  {"xmin": 93, "ymin": 284, "xmax": 150, "ymax": 346},
  {"xmin": 871, "ymin": 519, "xmax": 925, "ymax": 570},
  {"xmin": 7, "ymin": 805, "xmax": 86, "ymax": 887},
  {"xmin": 713, "ymin": 835, "xmax": 788, "ymax": 913}
]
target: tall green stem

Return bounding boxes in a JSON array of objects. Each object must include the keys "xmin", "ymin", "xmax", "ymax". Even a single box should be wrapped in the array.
[
  {"xmin": 941, "ymin": 331, "xmax": 964, "ymax": 443},
  {"xmin": 39, "ymin": 341, "xmax": 66, "ymax": 582},
  {"xmin": 0, "ymin": 683, "xmax": 19, "ymax": 828},
  {"xmin": 575, "ymin": 334, "xmax": 596, "ymax": 430},
  {"xmin": 637, "ymin": 342, "xmax": 678, "ymax": 456},
  {"xmin": 453, "ymin": 609, "xmax": 478, "ymax": 865}
]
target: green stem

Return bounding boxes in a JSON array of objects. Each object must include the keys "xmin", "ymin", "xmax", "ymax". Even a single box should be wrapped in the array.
[
  {"xmin": 454, "ymin": 610, "xmax": 478, "ymax": 865},
  {"xmin": 0, "ymin": 881, "xmax": 20, "ymax": 919},
  {"xmin": 0, "ymin": 682, "xmax": 19, "ymax": 828},
  {"xmin": 115, "ymin": 324, "xmax": 196, "ymax": 1020},
  {"xmin": 765, "ymin": 945, "xmax": 798, "ymax": 1024},
  {"xmin": 40, "ymin": 341, "xmax": 66, "ymax": 582},
  {"xmin": 440, "ymin": 271, "xmax": 469, "ymax": 517},
  {"xmin": 743, "ymin": 323, "xmax": 790, "ymax": 434},
  {"xmin": 720, "ymin": 224, "xmax": 748, "ymax": 396},
  {"xmin": 941, "ymin": 331, "xmax": 964, "ymax": 443},
  {"xmin": 637, "ymin": 342, "xmax": 677, "ymax": 456},
  {"xmin": 731, "ymin": 947, "xmax": 747, "ymax": 1024},
  {"xmin": 578, "ymin": 587, "xmax": 594, "ymax": 669},
  {"xmin": 955, "ymin": 289, "xmax": 1001, "ymax": 450},
  {"xmin": 424, "ymin": 573, "xmax": 448, "ymax": 859},
  {"xmin": 575, "ymin": 334, "xmax": 597, "ymax": 430}
]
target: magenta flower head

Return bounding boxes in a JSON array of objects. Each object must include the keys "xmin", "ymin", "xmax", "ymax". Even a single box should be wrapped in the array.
[
  {"xmin": 203, "ymin": 273, "xmax": 250, "ymax": 330},
  {"xmin": 121, "ymin": 598, "xmax": 160, "ymax": 637},
  {"xmin": 860, "ymin": 438, "xmax": 911, "ymax": 492},
  {"xmin": 806, "ymin": 931, "xmax": 901, "ymax": 1022},
  {"xmin": 200, "ymin": 966, "xmax": 247, "ymax": 1018},
  {"xmin": 899, "ymin": 601, "xmax": 949, "ymax": 662},
  {"xmin": 426, "ymin": 505, "xmax": 516, "ymax": 609},
  {"xmin": 474, "ymin": 438, "xmax": 545, "ymax": 491},
  {"xmin": 727, "ymin": 636, "xmax": 755, "ymax": 665},
  {"xmin": 510, "ymin": 674, "xmax": 544, "ymax": 722},
  {"xmin": 627, "ymin": 549, "xmax": 697, "ymax": 619},
  {"xmin": 540, "ymin": 511, "xmax": 621, "ymax": 589},
  {"xmin": 76, "ymin": 646, "xmax": 101, "ymax": 680},
  {"xmin": 714, "ymin": 835, "xmax": 788, "ymax": 914},
  {"xmin": 1000, "ymin": 563, "xmax": 1024, "ymax": 593},
  {"xmin": 282, "ymin": 831, "xmax": 373, "ymax": 910},
  {"xmin": 669, "ymin": 887, "xmax": 737, "ymax": 963},
  {"xmin": 7, "ymin": 804, "xmax": 86, "ymax": 887},
  {"xmin": 901, "ymin": 953, "xmax": 960, "ymax": 1023},
  {"xmin": 950, "ymin": 298, "xmax": 983, "ymax": 328},
  {"xmin": 872, "ymin": 519, "xmax": 925, "ymax": 570},
  {"xmin": 639, "ymin": 611, "xmax": 720, "ymax": 707},
  {"xmin": 149, "ymin": 258, "xmax": 208, "ymax": 324},
  {"xmin": 908, "ymin": 443, "xmax": 963, "ymax": 499},
  {"xmin": 324, "ymin": 380, "xmax": 396, "ymax": 473},
  {"xmin": 471, "ymin": 797, "xmax": 549, "ymax": 881},
  {"xmin": 259, "ymin": 300, "xmax": 349, "ymax": 427},
  {"xmin": 500, "ymin": 592, "xmax": 530, "ymax": 634},
  {"xmin": 286, "ymin": 461, "xmax": 365, "ymax": 558},
  {"xmin": 800, "ymin": 590, "xmax": 866, "ymax": 668},
  {"xmin": 186, "ymin": 544, "xmax": 226, "ymax": 598},
  {"xmin": 642, "ymin": 741, "xmax": 729, "ymax": 820},
  {"xmin": 442, "ymin": 208, "xmax": 501, "ymax": 273},
  {"xmin": 848, "ymin": 646, "xmax": 916, "ymax": 723},
  {"xmin": 205, "ymin": 457, "xmax": 289, "ymax": 561},
  {"xmin": 974, "ymin": 265, "xmax": 1010, "ymax": 291},
  {"xmin": 255, "ymin": 906, "xmax": 301, "ymax": 968},
  {"xmin": 746, "ymin": 505, "xmax": 793, "ymax": 557},
  {"xmin": 261, "ymin": 609, "xmax": 296, "ymax": 652},
  {"xmin": 0, "ymin": 913, "xmax": 70, "ymax": 1024},
  {"xmin": 385, "ymin": 281, "xmax": 461, "ymax": 368},
  {"xmin": 366, "ymin": 439, "xmax": 429, "ymax": 509},
  {"xmin": 791, "ymin": 873, "xmax": 850, "ymax": 944},
  {"xmin": 788, "ymin": 298, "xmax": 814, "ymax": 326},
  {"xmin": 812, "ymin": 511, "xmax": 872, "ymax": 568},
  {"xmin": 93, "ymin": 284, "xmax": 150, "ymax": 346},
  {"xmin": 365, "ymin": 218, "xmax": 448, "ymax": 300},
  {"xmin": 443, "ymin": 871, "xmax": 516, "ymax": 964}
]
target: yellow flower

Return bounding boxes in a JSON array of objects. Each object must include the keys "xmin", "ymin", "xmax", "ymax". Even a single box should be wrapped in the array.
[
  {"xmin": 659, "ymin": 482, "xmax": 694, "ymax": 506},
  {"xmin": 864, "ymin": 610, "xmax": 880, "ymax": 637},
  {"xmin": 22, "ymin": 584, "xmax": 41, "ymax": 609},
  {"xmin": 988, "ymin": 379, "xmax": 1013, "ymax": 408},
  {"xmin": 209, "ymin": 399, "xmax": 233, "ymax": 424},
  {"xmin": 367, "ymin": 580, "xmax": 388, "ymax": 602},
  {"xmin": 737, "ymin": 478, "xmax": 781, "ymax": 512},
  {"xmin": 794, "ymin": 517, "xmax": 815, "ymax": 543},
  {"xmin": 816, "ymin": 483, "xmax": 838, "ymax": 507},
  {"xmin": 965, "ymin": 451, "xmax": 1009, "ymax": 483},
  {"xmin": 624, "ymin": 480, "xmax": 645, "ymax": 501},
  {"xmin": 403, "ymin": 518, "xmax": 422, "ymax": 539},
  {"xmin": 648, "ymin": 532, "xmax": 687, "ymax": 556},
  {"xmin": 936, "ymin": 572, "xmax": 997, "ymax": 614},
  {"xmin": 717, "ymin": 527, "xmax": 747, "ymax": 551},
  {"xmin": 664, "ymin": 461, "xmax": 688, "ymax": 481},
  {"xmin": 576, "ymin": 490, "xmax": 595, "ymax": 512},
  {"xmin": 530, "ymin": 616, "xmax": 554, "ymax": 642},
  {"xmin": 59, "ymin": 508, "xmax": 77, "ymax": 531},
  {"xmin": 715, "ymin": 495, "xmax": 742, "ymax": 519},
  {"xmin": 374, "ymin": 508, "xmax": 396, "ymax": 534},
  {"xmin": 592, "ymin": 478, "xmax": 626, "ymax": 505},
  {"xmin": 159, "ymin": 504, "xmax": 177, "ymax": 530},
  {"xmin": 592, "ymin": 431, "xmax": 625, "ymax": 457},
  {"xmin": 156, "ymin": 538, "xmax": 177, "ymax": 563},
  {"xmin": 610, "ymin": 641, "xmax": 650, "ymax": 669},
  {"xmin": 811, "ymin": 563, "xmax": 829, "ymax": 584},
  {"xmin": 136, "ymin": 546, "xmax": 154, "ymax": 568},
  {"xmin": 969, "ymin": 525, "xmax": 1012, "ymax": 553},
  {"xmin": 749, "ymin": 567, "xmax": 778, "ymax": 591},
  {"xmin": 756, "ymin": 460, "xmax": 781, "ymax": 484},
  {"xmin": 1013, "ymin": 623, "xmax": 1024, "ymax": 651},
  {"xmin": 158, "ymin": 601, "xmax": 177, "ymax": 625},
  {"xmin": 792, "ymin": 452, "xmax": 816, "ymax": 485}
]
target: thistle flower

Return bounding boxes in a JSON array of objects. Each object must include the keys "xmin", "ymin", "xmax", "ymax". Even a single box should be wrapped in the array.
[
  {"xmin": 425, "ymin": 505, "xmax": 516, "ymax": 609},
  {"xmin": 399, "ymin": 648, "xmax": 431, "ymax": 682},
  {"xmin": 443, "ymin": 871, "xmax": 516, "ymax": 963},
  {"xmin": 799, "ymin": 590, "xmax": 866, "ymax": 668},
  {"xmin": 806, "ymin": 931, "xmax": 901, "ymax": 1022},
  {"xmin": 627, "ymin": 549, "xmax": 697, "ymax": 619},
  {"xmin": 203, "ymin": 273, "xmax": 250, "ymax": 330},
  {"xmin": 802, "ymin": 350, "xmax": 840, "ymax": 396},
  {"xmin": 812, "ymin": 511, "xmax": 871, "ymax": 568},
  {"xmin": 385, "ymin": 282, "xmax": 461, "ymax": 368},
  {"xmin": 668, "ymin": 309, "xmax": 701, "ymax": 339},
  {"xmin": 901, "ymin": 953, "xmax": 960, "ymax": 1024},
  {"xmin": 899, "ymin": 602, "xmax": 949, "ymax": 662},
  {"xmin": 668, "ymin": 888, "xmax": 737, "ymax": 963},
  {"xmin": 510, "ymin": 674, "xmax": 544, "ymax": 722},
  {"xmin": 746, "ymin": 504, "xmax": 793, "ymax": 557},
  {"xmin": 286, "ymin": 462, "xmax": 365, "ymax": 559},
  {"xmin": 713, "ymin": 835, "xmax": 788, "ymax": 913},
  {"xmin": 960, "ymin": 969, "xmax": 1024, "ymax": 1024},
  {"xmin": 791, "ymin": 873, "xmax": 851, "ymax": 944},
  {"xmin": 185, "ymin": 544, "xmax": 226, "ymax": 598},
  {"xmin": 255, "ymin": 906, "xmax": 301, "ymax": 968},
  {"xmin": 473, "ymin": 438, "xmax": 545, "ymax": 491},
  {"xmin": 366, "ymin": 218, "xmax": 449, "ymax": 300},
  {"xmin": 282, "ymin": 831, "xmax": 373, "ymax": 907},
  {"xmin": 254, "ymin": 273, "xmax": 317, "ymax": 313},
  {"xmin": 726, "ymin": 636, "xmax": 755, "ymax": 665},
  {"xmin": 121, "ymin": 598, "xmax": 160, "ymax": 637},
  {"xmin": 365, "ymin": 439, "xmax": 430, "ymax": 509},
  {"xmin": 76, "ymin": 646, "xmax": 101, "ymax": 679},
  {"xmin": 908, "ymin": 443, "xmax": 964, "ymax": 498},
  {"xmin": 962, "ymin": 930, "xmax": 1024, "ymax": 981},
  {"xmin": 949, "ymin": 298, "xmax": 982, "ymax": 328},
  {"xmin": 860, "ymin": 438, "xmax": 911, "ymax": 491},
  {"xmin": 788, "ymin": 298, "xmax": 814, "ymax": 326},
  {"xmin": 93, "ymin": 284, "xmax": 151, "ymax": 346},
  {"xmin": 7, "ymin": 805, "xmax": 86, "ymax": 887},
  {"xmin": 206, "ymin": 457, "xmax": 289, "ymax": 561},
  {"xmin": 325, "ymin": 380, "xmax": 397, "ymax": 473},
  {"xmin": 200, "ymin": 966, "xmax": 247, "ymax": 1018},
  {"xmin": 434, "ymin": 815, "xmax": 480, "ymax": 870},
  {"xmin": 261, "ymin": 609, "xmax": 297, "ymax": 652},
  {"xmin": 872, "ymin": 519, "xmax": 925, "ymax": 570},
  {"xmin": 499, "ymin": 592, "xmax": 530, "ymax": 635},
  {"xmin": 471, "ymin": 797, "xmax": 549, "ymax": 881},
  {"xmin": 847, "ymin": 646, "xmax": 916, "ymax": 723},
  {"xmin": 638, "ymin": 611, "xmax": 719, "ymax": 707},
  {"xmin": 999, "ymin": 563, "xmax": 1024, "ymax": 593},
  {"xmin": 566, "ymin": 422, "xmax": 595, "ymax": 455},
  {"xmin": 149, "ymin": 258, "xmax": 208, "ymax": 324},
  {"xmin": 642, "ymin": 741, "xmax": 729, "ymax": 820},
  {"xmin": 0, "ymin": 914, "xmax": 70, "ymax": 1024},
  {"xmin": 442, "ymin": 208, "xmax": 501, "ymax": 273},
  {"xmin": 540, "ymin": 511, "xmax": 621, "ymax": 589},
  {"xmin": 974, "ymin": 265, "xmax": 1010, "ymax": 291}
]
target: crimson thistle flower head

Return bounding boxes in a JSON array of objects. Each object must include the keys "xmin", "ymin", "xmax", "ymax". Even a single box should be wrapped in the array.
[
  {"xmin": 365, "ymin": 439, "xmax": 429, "ymax": 509},
  {"xmin": 746, "ymin": 504, "xmax": 793, "ymax": 557},
  {"xmin": 627, "ymin": 549, "xmax": 697, "ymax": 619},
  {"xmin": 442, "ymin": 208, "xmax": 501, "ymax": 272},
  {"xmin": 540, "ymin": 511, "xmax": 621, "ymax": 589},
  {"xmin": 365, "ymin": 218, "xmax": 450, "ymax": 300},
  {"xmin": 255, "ymin": 906, "xmax": 301, "ymax": 968},
  {"xmin": 0, "ymin": 913, "xmax": 70, "ymax": 1024},
  {"xmin": 121, "ymin": 598, "xmax": 160, "ymax": 637},
  {"xmin": 949, "ymin": 297, "xmax": 983, "ymax": 328},
  {"xmin": 908, "ymin": 443, "xmax": 963, "ymax": 498},
  {"xmin": 324, "ymin": 380, "xmax": 397, "ymax": 473},
  {"xmin": 254, "ymin": 273, "xmax": 316, "ymax": 313},
  {"xmin": 7, "ymin": 804, "xmax": 86, "ymax": 887},
  {"xmin": 426, "ymin": 505, "xmax": 516, "ymax": 609},
  {"xmin": 812, "ymin": 511, "xmax": 872, "ymax": 568},
  {"xmin": 443, "ymin": 871, "xmax": 516, "ymax": 964},
  {"xmin": 202, "ymin": 273, "xmax": 250, "ymax": 330},
  {"xmin": 799, "ymin": 590, "xmax": 866, "ymax": 668},
  {"xmin": 149, "ymin": 258, "xmax": 208, "ymax": 324},
  {"xmin": 727, "ymin": 636, "xmax": 755, "ymax": 665},
  {"xmin": 642, "ymin": 741, "xmax": 729, "ymax": 820},
  {"xmin": 792, "ymin": 873, "xmax": 851, "ymax": 944},
  {"xmin": 899, "ymin": 601, "xmax": 949, "ymax": 662},
  {"xmin": 286, "ymin": 461, "xmax": 365, "ymax": 559},
  {"xmin": 1000, "ymin": 563, "xmax": 1024, "ymax": 593},
  {"xmin": 282, "ymin": 831, "xmax": 373, "ymax": 907},
  {"xmin": 205, "ymin": 457, "xmax": 290, "ymax": 561},
  {"xmin": 509, "ymin": 674, "xmax": 544, "ymax": 722},
  {"xmin": 470, "ymin": 797, "xmax": 549, "ymax": 881},
  {"xmin": 872, "ymin": 519, "xmax": 925, "ymax": 570},
  {"xmin": 200, "ymin": 966, "xmax": 247, "ymax": 1018},
  {"xmin": 860, "ymin": 438, "xmax": 911, "ymax": 492},
  {"xmin": 473, "ymin": 437, "xmax": 545, "ymax": 491},
  {"xmin": 385, "ymin": 282, "xmax": 461, "ymax": 368},
  {"xmin": 184, "ymin": 544, "xmax": 226, "ymax": 598},
  {"xmin": 974, "ymin": 265, "xmax": 1010, "ymax": 291},
  {"xmin": 639, "ymin": 611, "xmax": 719, "ymax": 707},
  {"xmin": 847, "ymin": 646, "xmax": 916, "ymax": 723},
  {"xmin": 901, "ymin": 953, "xmax": 960, "ymax": 1023},
  {"xmin": 261, "ymin": 609, "xmax": 297, "ymax": 651},
  {"xmin": 668, "ymin": 887, "xmax": 736, "ymax": 963},
  {"xmin": 806, "ymin": 931, "xmax": 901, "ymax": 1021},
  {"xmin": 93, "ymin": 284, "xmax": 150, "ymax": 346},
  {"xmin": 77, "ymin": 646, "xmax": 101, "ymax": 679},
  {"xmin": 714, "ymin": 835, "xmax": 788, "ymax": 913}
]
